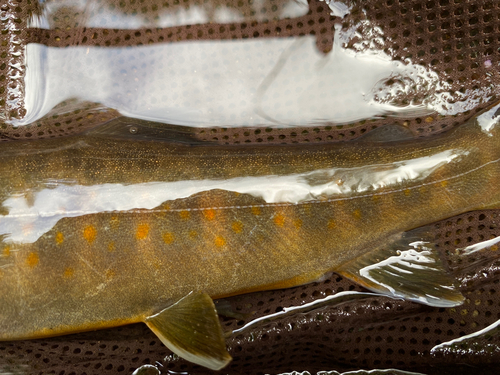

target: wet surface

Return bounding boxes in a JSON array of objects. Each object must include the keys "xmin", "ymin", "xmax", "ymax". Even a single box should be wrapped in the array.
[
  {"xmin": 2, "ymin": 0, "xmax": 500, "ymax": 374},
  {"xmin": 7, "ymin": 0, "xmax": 495, "ymax": 129}
]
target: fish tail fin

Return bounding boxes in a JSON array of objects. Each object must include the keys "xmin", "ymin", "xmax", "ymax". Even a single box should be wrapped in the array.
[
  {"xmin": 336, "ymin": 226, "xmax": 464, "ymax": 307},
  {"xmin": 145, "ymin": 291, "xmax": 232, "ymax": 370}
]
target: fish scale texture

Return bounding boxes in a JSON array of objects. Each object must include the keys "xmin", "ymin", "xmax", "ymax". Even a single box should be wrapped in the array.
[{"xmin": 1, "ymin": 0, "xmax": 500, "ymax": 374}]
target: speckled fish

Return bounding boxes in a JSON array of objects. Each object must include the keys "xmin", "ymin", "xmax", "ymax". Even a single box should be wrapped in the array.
[{"xmin": 1, "ymin": 111, "xmax": 500, "ymax": 369}]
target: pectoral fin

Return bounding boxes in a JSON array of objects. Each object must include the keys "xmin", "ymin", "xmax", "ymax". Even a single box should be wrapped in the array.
[
  {"xmin": 145, "ymin": 291, "xmax": 232, "ymax": 370},
  {"xmin": 336, "ymin": 227, "xmax": 464, "ymax": 307}
]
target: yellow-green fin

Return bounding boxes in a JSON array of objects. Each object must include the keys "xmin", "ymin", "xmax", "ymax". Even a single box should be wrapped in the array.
[
  {"xmin": 336, "ymin": 227, "xmax": 464, "ymax": 307},
  {"xmin": 145, "ymin": 292, "xmax": 232, "ymax": 370}
]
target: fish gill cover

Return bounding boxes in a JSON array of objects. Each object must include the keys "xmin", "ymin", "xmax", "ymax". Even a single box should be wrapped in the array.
[{"xmin": 1, "ymin": 0, "xmax": 500, "ymax": 374}]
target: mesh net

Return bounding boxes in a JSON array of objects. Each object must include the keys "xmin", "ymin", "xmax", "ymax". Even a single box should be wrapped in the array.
[
  {"xmin": 1, "ymin": 0, "xmax": 500, "ymax": 374},
  {"xmin": 3, "ymin": 0, "xmax": 500, "ymax": 140}
]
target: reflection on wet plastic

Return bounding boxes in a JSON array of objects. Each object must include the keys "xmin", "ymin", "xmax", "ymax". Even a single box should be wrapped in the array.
[
  {"xmin": 0, "ymin": 363, "xmax": 28, "ymax": 375},
  {"xmin": 456, "ymin": 234, "xmax": 500, "ymax": 256},
  {"xmin": 431, "ymin": 317, "xmax": 500, "ymax": 357},
  {"xmin": 16, "ymin": 0, "xmax": 461, "ymax": 128},
  {"xmin": 132, "ymin": 364, "xmax": 161, "ymax": 375},
  {"xmin": 278, "ymin": 370, "xmax": 427, "ymax": 375},
  {"xmin": 325, "ymin": 0, "xmax": 352, "ymax": 18},
  {"xmin": 231, "ymin": 291, "xmax": 386, "ymax": 336},
  {"xmin": 477, "ymin": 102, "xmax": 500, "ymax": 136},
  {"xmin": 132, "ymin": 366, "xmax": 428, "ymax": 375}
]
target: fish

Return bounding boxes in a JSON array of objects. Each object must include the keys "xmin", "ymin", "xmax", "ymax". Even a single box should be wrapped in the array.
[{"xmin": 0, "ymin": 111, "xmax": 500, "ymax": 370}]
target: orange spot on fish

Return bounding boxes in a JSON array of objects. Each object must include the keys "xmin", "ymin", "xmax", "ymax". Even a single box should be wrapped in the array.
[
  {"xmin": 214, "ymin": 236, "xmax": 226, "ymax": 247},
  {"xmin": 106, "ymin": 269, "xmax": 115, "ymax": 280},
  {"xmin": 203, "ymin": 209, "xmax": 216, "ymax": 221},
  {"xmin": 55, "ymin": 232, "xmax": 64, "ymax": 245},
  {"xmin": 327, "ymin": 220, "xmax": 336, "ymax": 229},
  {"xmin": 136, "ymin": 224, "xmax": 149, "ymax": 240},
  {"xmin": 294, "ymin": 219, "xmax": 303, "ymax": 229},
  {"xmin": 372, "ymin": 195, "xmax": 381, "ymax": 202},
  {"xmin": 163, "ymin": 232, "xmax": 174, "ymax": 244},
  {"xmin": 3, "ymin": 246, "xmax": 10, "ymax": 257},
  {"xmin": 404, "ymin": 189, "xmax": 411, "ymax": 196},
  {"xmin": 251, "ymin": 206, "xmax": 261, "ymax": 216},
  {"xmin": 26, "ymin": 252, "xmax": 39, "ymax": 268},
  {"xmin": 232, "ymin": 221, "xmax": 243, "ymax": 233},
  {"xmin": 63, "ymin": 267, "xmax": 74, "ymax": 278},
  {"xmin": 110, "ymin": 216, "xmax": 120, "ymax": 230},
  {"xmin": 189, "ymin": 230, "xmax": 198, "ymax": 239},
  {"xmin": 83, "ymin": 225, "xmax": 97, "ymax": 244},
  {"xmin": 353, "ymin": 209, "xmax": 362, "ymax": 220},
  {"xmin": 274, "ymin": 214, "xmax": 285, "ymax": 227},
  {"xmin": 108, "ymin": 242, "xmax": 115, "ymax": 252},
  {"xmin": 441, "ymin": 180, "xmax": 448, "ymax": 188},
  {"xmin": 179, "ymin": 210, "xmax": 191, "ymax": 220},
  {"xmin": 492, "ymin": 245, "xmax": 498, "ymax": 252}
]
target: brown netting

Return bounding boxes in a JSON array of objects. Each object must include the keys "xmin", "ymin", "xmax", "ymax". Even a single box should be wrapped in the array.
[
  {"xmin": 2, "ymin": 0, "xmax": 500, "ymax": 374},
  {"xmin": 2, "ymin": 0, "xmax": 500, "ymax": 141}
]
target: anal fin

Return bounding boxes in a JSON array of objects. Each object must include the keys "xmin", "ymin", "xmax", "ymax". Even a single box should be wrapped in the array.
[
  {"xmin": 336, "ymin": 227, "xmax": 464, "ymax": 307},
  {"xmin": 145, "ymin": 292, "xmax": 231, "ymax": 370}
]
